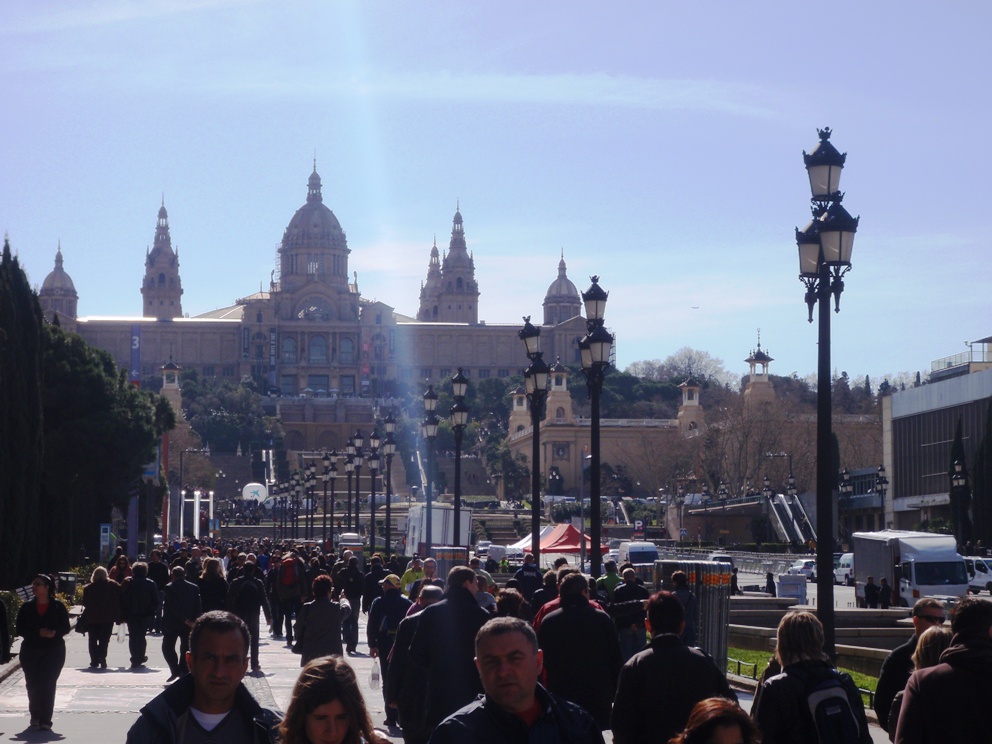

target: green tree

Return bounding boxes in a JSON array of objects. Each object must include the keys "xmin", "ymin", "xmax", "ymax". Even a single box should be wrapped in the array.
[
  {"xmin": 40, "ymin": 324, "xmax": 176, "ymax": 569},
  {"xmin": 0, "ymin": 239, "xmax": 45, "ymax": 587},
  {"xmin": 971, "ymin": 401, "xmax": 992, "ymax": 545}
]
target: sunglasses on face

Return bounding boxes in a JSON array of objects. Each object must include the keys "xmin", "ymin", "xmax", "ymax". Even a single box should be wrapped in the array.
[{"xmin": 916, "ymin": 614, "xmax": 944, "ymax": 624}]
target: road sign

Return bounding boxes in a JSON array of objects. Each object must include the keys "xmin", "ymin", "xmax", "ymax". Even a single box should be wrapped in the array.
[{"xmin": 680, "ymin": 528, "xmax": 688, "ymax": 538}]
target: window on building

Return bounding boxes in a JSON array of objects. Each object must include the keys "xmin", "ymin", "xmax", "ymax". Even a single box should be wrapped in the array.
[
  {"xmin": 400, "ymin": 367, "xmax": 413, "ymax": 379},
  {"xmin": 339, "ymin": 337, "xmax": 355, "ymax": 363},
  {"xmin": 309, "ymin": 336, "xmax": 328, "ymax": 363},
  {"xmin": 420, "ymin": 368, "xmax": 432, "ymax": 379},
  {"xmin": 280, "ymin": 375, "xmax": 295, "ymax": 396},
  {"xmin": 340, "ymin": 375, "xmax": 356, "ymax": 395},
  {"xmin": 498, "ymin": 369, "xmax": 510, "ymax": 378},
  {"xmin": 282, "ymin": 337, "xmax": 297, "ymax": 364},
  {"xmin": 556, "ymin": 407, "xmax": 566, "ymax": 423},
  {"xmin": 203, "ymin": 366, "xmax": 215, "ymax": 377},
  {"xmin": 222, "ymin": 366, "xmax": 235, "ymax": 377},
  {"xmin": 307, "ymin": 375, "xmax": 329, "ymax": 394},
  {"xmin": 440, "ymin": 368, "xmax": 451, "ymax": 378},
  {"xmin": 478, "ymin": 369, "xmax": 491, "ymax": 379}
]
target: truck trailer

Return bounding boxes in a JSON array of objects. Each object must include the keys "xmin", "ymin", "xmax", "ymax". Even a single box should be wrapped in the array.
[
  {"xmin": 404, "ymin": 503, "xmax": 473, "ymax": 556},
  {"xmin": 852, "ymin": 530, "xmax": 969, "ymax": 607}
]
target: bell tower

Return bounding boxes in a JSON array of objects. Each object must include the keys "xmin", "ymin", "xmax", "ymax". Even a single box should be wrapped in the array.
[{"xmin": 141, "ymin": 200, "xmax": 184, "ymax": 319}]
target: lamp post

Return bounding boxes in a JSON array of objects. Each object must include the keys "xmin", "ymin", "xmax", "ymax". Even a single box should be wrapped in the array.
[
  {"xmin": 293, "ymin": 472, "xmax": 303, "ymax": 541},
  {"xmin": 519, "ymin": 317, "xmax": 550, "ymax": 568},
  {"xmin": 345, "ymin": 438, "xmax": 356, "ymax": 530},
  {"xmin": 322, "ymin": 451, "xmax": 337, "ymax": 549},
  {"xmin": 579, "ymin": 277, "xmax": 612, "ymax": 578},
  {"xmin": 675, "ymin": 489, "xmax": 685, "ymax": 544},
  {"xmin": 353, "ymin": 430, "xmax": 365, "ymax": 535},
  {"xmin": 950, "ymin": 460, "xmax": 969, "ymax": 546},
  {"xmin": 383, "ymin": 413, "xmax": 397, "ymax": 557},
  {"xmin": 796, "ymin": 127, "xmax": 859, "ymax": 658},
  {"xmin": 422, "ymin": 386, "xmax": 440, "ymax": 557},
  {"xmin": 368, "ymin": 428, "xmax": 381, "ymax": 555},
  {"xmin": 306, "ymin": 460, "xmax": 316, "ymax": 540},
  {"xmin": 875, "ymin": 465, "xmax": 889, "ymax": 530},
  {"xmin": 451, "ymin": 368, "xmax": 470, "ymax": 549}
]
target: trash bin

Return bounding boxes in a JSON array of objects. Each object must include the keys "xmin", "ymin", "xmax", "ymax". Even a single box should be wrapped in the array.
[{"xmin": 57, "ymin": 572, "xmax": 77, "ymax": 599}]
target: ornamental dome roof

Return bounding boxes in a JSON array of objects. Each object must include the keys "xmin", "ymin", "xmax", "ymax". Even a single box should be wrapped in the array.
[
  {"xmin": 281, "ymin": 166, "xmax": 348, "ymax": 252},
  {"xmin": 544, "ymin": 255, "xmax": 579, "ymax": 301},
  {"xmin": 41, "ymin": 245, "xmax": 77, "ymax": 295}
]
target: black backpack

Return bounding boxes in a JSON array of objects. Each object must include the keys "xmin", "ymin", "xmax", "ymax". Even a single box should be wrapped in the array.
[{"xmin": 798, "ymin": 668, "xmax": 861, "ymax": 744}]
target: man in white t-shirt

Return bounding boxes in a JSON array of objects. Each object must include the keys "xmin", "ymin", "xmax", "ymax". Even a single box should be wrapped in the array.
[{"xmin": 126, "ymin": 611, "xmax": 280, "ymax": 743}]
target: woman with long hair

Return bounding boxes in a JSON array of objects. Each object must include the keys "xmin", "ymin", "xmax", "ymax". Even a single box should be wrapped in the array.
[
  {"xmin": 109, "ymin": 554, "xmax": 132, "ymax": 583},
  {"xmin": 197, "ymin": 556, "xmax": 229, "ymax": 612},
  {"xmin": 279, "ymin": 656, "xmax": 388, "ymax": 744},
  {"xmin": 885, "ymin": 624, "xmax": 953, "ymax": 740},
  {"xmin": 670, "ymin": 697, "xmax": 760, "ymax": 744},
  {"xmin": 80, "ymin": 565, "xmax": 122, "ymax": 668},
  {"xmin": 15, "ymin": 574, "xmax": 71, "ymax": 731}
]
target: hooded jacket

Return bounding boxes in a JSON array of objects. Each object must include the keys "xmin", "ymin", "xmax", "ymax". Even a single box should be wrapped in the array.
[
  {"xmin": 895, "ymin": 635, "xmax": 992, "ymax": 744},
  {"xmin": 125, "ymin": 674, "xmax": 279, "ymax": 744}
]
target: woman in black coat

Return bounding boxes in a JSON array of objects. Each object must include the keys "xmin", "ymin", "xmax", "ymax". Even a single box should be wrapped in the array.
[
  {"xmin": 80, "ymin": 566, "xmax": 122, "ymax": 668},
  {"xmin": 16, "ymin": 574, "xmax": 71, "ymax": 731},
  {"xmin": 197, "ymin": 556, "xmax": 229, "ymax": 612}
]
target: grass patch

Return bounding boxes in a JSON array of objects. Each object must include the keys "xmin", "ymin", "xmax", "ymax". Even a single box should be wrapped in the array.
[{"xmin": 727, "ymin": 647, "xmax": 877, "ymax": 707}]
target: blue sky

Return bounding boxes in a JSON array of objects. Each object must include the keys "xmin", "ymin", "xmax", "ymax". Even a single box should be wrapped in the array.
[{"xmin": 2, "ymin": 1, "xmax": 989, "ymax": 384}]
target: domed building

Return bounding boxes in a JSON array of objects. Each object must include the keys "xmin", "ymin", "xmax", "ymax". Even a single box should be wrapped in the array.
[
  {"xmin": 42, "ymin": 165, "xmax": 593, "ymax": 453},
  {"xmin": 543, "ymin": 252, "xmax": 581, "ymax": 326},
  {"xmin": 38, "ymin": 243, "xmax": 78, "ymax": 330}
]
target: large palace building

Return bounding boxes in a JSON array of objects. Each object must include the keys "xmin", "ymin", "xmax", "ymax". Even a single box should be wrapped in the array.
[{"xmin": 36, "ymin": 166, "xmax": 589, "ymax": 452}]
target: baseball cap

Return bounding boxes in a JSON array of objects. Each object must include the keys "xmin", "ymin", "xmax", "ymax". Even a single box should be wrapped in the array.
[{"xmin": 380, "ymin": 574, "xmax": 401, "ymax": 589}]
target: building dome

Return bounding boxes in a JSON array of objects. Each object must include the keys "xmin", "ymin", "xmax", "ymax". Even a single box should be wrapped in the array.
[
  {"xmin": 41, "ymin": 246, "xmax": 77, "ymax": 294},
  {"xmin": 545, "ymin": 255, "xmax": 579, "ymax": 300},
  {"xmin": 281, "ymin": 166, "xmax": 348, "ymax": 251}
]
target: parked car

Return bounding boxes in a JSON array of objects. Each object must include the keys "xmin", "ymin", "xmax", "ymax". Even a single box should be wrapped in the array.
[
  {"xmin": 788, "ymin": 558, "xmax": 817, "ymax": 582},
  {"xmin": 706, "ymin": 553, "xmax": 734, "ymax": 569},
  {"xmin": 965, "ymin": 556, "xmax": 992, "ymax": 595},
  {"xmin": 834, "ymin": 552, "xmax": 854, "ymax": 586},
  {"xmin": 475, "ymin": 540, "xmax": 492, "ymax": 556}
]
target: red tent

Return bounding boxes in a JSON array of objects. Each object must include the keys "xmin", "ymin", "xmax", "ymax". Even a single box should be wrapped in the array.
[{"xmin": 522, "ymin": 523, "xmax": 608, "ymax": 554}]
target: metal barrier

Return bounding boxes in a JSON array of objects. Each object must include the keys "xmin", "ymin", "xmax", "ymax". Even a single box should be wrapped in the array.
[{"xmin": 654, "ymin": 560, "xmax": 732, "ymax": 670}]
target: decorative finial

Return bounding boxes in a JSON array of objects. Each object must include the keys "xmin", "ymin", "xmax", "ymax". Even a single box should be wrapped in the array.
[
  {"xmin": 817, "ymin": 127, "xmax": 832, "ymax": 141},
  {"xmin": 313, "ymin": 151, "xmax": 317, "ymax": 172},
  {"xmin": 757, "ymin": 327, "xmax": 761, "ymax": 348}
]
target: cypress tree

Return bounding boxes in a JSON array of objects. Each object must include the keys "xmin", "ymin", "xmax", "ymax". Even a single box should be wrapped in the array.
[
  {"xmin": 973, "ymin": 400, "xmax": 992, "ymax": 546},
  {"xmin": 0, "ymin": 238, "xmax": 45, "ymax": 587}
]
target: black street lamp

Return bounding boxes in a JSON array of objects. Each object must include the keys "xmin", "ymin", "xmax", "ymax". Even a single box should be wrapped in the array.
[
  {"xmin": 875, "ymin": 465, "xmax": 889, "ymax": 512},
  {"xmin": 383, "ymin": 413, "xmax": 397, "ymax": 557},
  {"xmin": 422, "ymin": 385, "xmax": 440, "ymax": 557},
  {"xmin": 451, "ymin": 368, "xmax": 470, "ymax": 549},
  {"xmin": 950, "ymin": 460, "xmax": 970, "ymax": 545},
  {"xmin": 352, "ymin": 429, "xmax": 365, "ymax": 536},
  {"xmin": 579, "ymin": 277, "xmax": 612, "ymax": 578},
  {"xmin": 368, "ymin": 428, "xmax": 381, "ymax": 555},
  {"xmin": 796, "ymin": 127, "xmax": 859, "ymax": 658},
  {"xmin": 306, "ymin": 460, "xmax": 317, "ymax": 540},
  {"xmin": 322, "ymin": 451, "xmax": 338, "ymax": 549},
  {"xmin": 344, "ymin": 445, "xmax": 355, "ymax": 531},
  {"xmin": 293, "ymin": 471, "xmax": 303, "ymax": 541},
  {"xmin": 519, "ymin": 317, "xmax": 550, "ymax": 567}
]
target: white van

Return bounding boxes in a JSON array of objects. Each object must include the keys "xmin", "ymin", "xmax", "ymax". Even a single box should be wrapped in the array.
[
  {"xmin": 965, "ymin": 556, "xmax": 992, "ymax": 595},
  {"xmin": 834, "ymin": 553, "xmax": 854, "ymax": 586},
  {"xmin": 619, "ymin": 541, "xmax": 659, "ymax": 565}
]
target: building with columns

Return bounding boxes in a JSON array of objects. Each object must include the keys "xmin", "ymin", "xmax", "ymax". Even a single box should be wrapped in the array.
[{"xmin": 37, "ymin": 165, "xmax": 593, "ymax": 453}]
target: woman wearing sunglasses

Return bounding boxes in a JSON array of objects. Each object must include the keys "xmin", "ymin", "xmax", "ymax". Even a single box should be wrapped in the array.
[{"xmin": 15, "ymin": 574, "xmax": 71, "ymax": 731}]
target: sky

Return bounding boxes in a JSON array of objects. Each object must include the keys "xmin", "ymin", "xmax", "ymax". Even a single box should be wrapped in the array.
[{"xmin": 2, "ymin": 1, "xmax": 989, "ymax": 385}]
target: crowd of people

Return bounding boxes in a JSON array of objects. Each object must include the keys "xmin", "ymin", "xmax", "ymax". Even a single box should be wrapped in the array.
[{"xmin": 8, "ymin": 537, "xmax": 992, "ymax": 743}]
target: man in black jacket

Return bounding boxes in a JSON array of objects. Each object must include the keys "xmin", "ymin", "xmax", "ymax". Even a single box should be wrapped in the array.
[
  {"xmin": 126, "ymin": 611, "xmax": 279, "ymax": 744},
  {"xmin": 429, "ymin": 617, "xmax": 603, "ymax": 744},
  {"xmin": 409, "ymin": 566, "xmax": 491, "ymax": 733},
  {"xmin": 537, "ymin": 572, "xmax": 622, "ymax": 730},
  {"xmin": 362, "ymin": 554, "xmax": 388, "ymax": 614},
  {"xmin": 386, "ymin": 585, "xmax": 443, "ymax": 744},
  {"xmin": 121, "ymin": 561, "xmax": 160, "ymax": 668},
  {"xmin": 339, "ymin": 555, "xmax": 365, "ymax": 653},
  {"xmin": 874, "ymin": 597, "xmax": 944, "ymax": 733},
  {"xmin": 611, "ymin": 590, "xmax": 736, "ymax": 744},
  {"xmin": 162, "ymin": 566, "xmax": 202, "ymax": 681},
  {"xmin": 368, "ymin": 574, "xmax": 413, "ymax": 728}
]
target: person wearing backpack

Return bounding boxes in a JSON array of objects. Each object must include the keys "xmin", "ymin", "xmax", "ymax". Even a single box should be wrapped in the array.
[
  {"xmin": 275, "ymin": 551, "xmax": 306, "ymax": 645},
  {"xmin": 751, "ymin": 611, "xmax": 870, "ymax": 744},
  {"xmin": 227, "ymin": 561, "xmax": 271, "ymax": 672}
]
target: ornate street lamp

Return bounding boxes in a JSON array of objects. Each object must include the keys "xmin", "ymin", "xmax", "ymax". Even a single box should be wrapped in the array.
[
  {"xmin": 306, "ymin": 460, "xmax": 317, "ymax": 540},
  {"xmin": 451, "ymin": 368, "xmax": 470, "ymax": 549},
  {"xmin": 579, "ymin": 277, "xmax": 611, "ymax": 578},
  {"xmin": 322, "ymin": 451, "xmax": 338, "ymax": 549},
  {"xmin": 875, "ymin": 465, "xmax": 889, "ymax": 511},
  {"xmin": 796, "ymin": 127, "xmax": 859, "ymax": 657},
  {"xmin": 519, "ymin": 317, "xmax": 550, "ymax": 567},
  {"xmin": 950, "ymin": 459, "xmax": 970, "ymax": 545},
  {"xmin": 352, "ymin": 429, "xmax": 365, "ymax": 535},
  {"xmin": 344, "ymin": 446, "xmax": 355, "ymax": 532},
  {"xmin": 383, "ymin": 413, "xmax": 397, "ymax": 557},
  {"xmin": 787, "ymin": 473, "xmax": 798, "ymax": 504},
  {"xmin": 368, "ymin": 432, "xmax": 381, "ymax": 555},
  {"xmin": 422, "ymin": 386, "xmax": 440, "ymax": 557}
]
